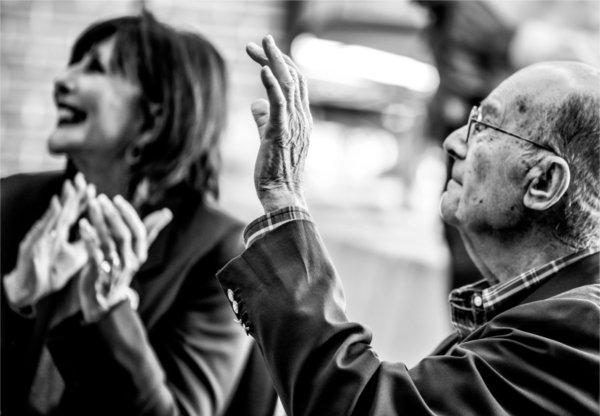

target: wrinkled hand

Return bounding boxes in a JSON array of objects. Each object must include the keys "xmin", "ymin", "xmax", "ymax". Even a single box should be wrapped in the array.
[
  {"xmin": 3, "ymin": 173, "xmax": 93, "ymax": 309},
  {"xmin": 246, "ymin": 35, "xmax": 312, "ymax": 212},
  {"xmin": 78, "ymin": 194, "xmax": 172, "ymax": 322}
]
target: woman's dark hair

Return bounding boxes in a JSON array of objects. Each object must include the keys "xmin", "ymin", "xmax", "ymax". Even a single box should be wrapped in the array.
[{"xmin": 70, "ymin": 11, "xmax": 227, "ymax": 202}]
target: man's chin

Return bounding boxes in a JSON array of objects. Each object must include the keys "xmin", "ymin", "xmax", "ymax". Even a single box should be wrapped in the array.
[{"xmin": 439, "ymin": 192, "xmax": 460, "ymax": 226}]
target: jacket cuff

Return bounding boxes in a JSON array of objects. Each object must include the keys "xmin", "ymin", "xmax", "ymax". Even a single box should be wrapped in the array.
[{"xmin": 243, "ymin": 206, "xmax": 312, "ymax": 247}]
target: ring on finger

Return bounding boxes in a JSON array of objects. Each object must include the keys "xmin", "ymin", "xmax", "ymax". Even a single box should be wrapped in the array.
[
  {"xmin": 100, "ymin": 259, "xmax": 113, "ymax": 275},
  {"xmin": 108, "ymin": 250, "xmax": 121, "ymax": 270}
]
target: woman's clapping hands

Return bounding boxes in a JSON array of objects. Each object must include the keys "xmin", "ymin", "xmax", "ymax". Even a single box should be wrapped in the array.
[
  {"xmin": 4, "ymin": 173, "xmax": 92, "ymax": 308},
  {"xmin": 78, "ymin": 194, "xmax": 172, "ymax": 322},
  {"xmin": 4, "ymin": 174, "xmax": 172, "ymax": 322}
]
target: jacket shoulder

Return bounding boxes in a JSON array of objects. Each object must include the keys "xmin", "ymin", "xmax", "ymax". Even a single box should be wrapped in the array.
[
  {"xmin": 195, "ymin": 203, "xmax": 244, "ymax": 263},
  {"xmin": 485, "ymin": 283, "xmax": 600, "ymax": 348},
  {"xmin": 1, "ymin": 171, "xmax": 64, "ymax": 210},
  {"xmin": 1, "ymin": 171, "xmax": 65, "ymax": 272},
  {"xmin": 167, "ymin": 200, "xmax": 244, "ymax": 271}
]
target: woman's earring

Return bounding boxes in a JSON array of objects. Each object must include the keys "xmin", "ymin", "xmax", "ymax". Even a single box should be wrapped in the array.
[{"xmin": 126, "ymin": 145, "xmax": 142, "ymax": 165}]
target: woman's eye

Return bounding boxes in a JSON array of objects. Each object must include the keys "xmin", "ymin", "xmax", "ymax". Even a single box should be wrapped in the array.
[{"xmin": 87, "ymin": 57, "xmax": 105, "ymax": 73}]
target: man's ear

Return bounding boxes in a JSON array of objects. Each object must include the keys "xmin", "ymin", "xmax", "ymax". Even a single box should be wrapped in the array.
[{"xmin": 523, "ymin": 155, "xmax": 570, "ymax": 212}]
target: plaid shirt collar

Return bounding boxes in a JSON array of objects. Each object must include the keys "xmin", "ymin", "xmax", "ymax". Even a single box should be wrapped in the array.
[{"xmin": 449, "ymin": 248, "xmax": 599, "ymax": 338}]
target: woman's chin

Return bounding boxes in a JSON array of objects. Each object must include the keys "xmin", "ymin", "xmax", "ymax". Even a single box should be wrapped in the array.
[{"xmin": 47, "ymin": 130, "xmax": 80, "ymax": 155}]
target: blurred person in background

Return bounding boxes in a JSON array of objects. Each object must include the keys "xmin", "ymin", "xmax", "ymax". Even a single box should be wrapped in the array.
[
  {"xmin": 217, "ymin": 36, "xmax": 599, "ymax": 415},
  {"xmin": 1, "ymin": 12, "xmax": 276, "ymax": 416},
  {"xmin": 417, "ymin": 0, "xmax": 600, "ymax": 290}
]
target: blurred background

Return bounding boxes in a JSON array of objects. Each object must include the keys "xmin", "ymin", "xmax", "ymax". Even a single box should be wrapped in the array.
[{"xmin": 2, "ymin": 0, "xmax": 598, "ymax": 366}]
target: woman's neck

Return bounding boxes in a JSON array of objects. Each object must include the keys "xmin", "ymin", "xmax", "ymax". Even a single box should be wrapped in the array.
[{"xmin": 71, "ymin": 155, "xmax": 131, "ymax": 198}]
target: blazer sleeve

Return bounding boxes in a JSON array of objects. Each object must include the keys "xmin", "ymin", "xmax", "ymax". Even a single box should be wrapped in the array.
[
  {"xmin": 46, "ymin": 228, "xmax": 251, "ymax": 416},
  {"xmin": 217, "ymin": 220, "xmax": 600, "ymax": 416}
]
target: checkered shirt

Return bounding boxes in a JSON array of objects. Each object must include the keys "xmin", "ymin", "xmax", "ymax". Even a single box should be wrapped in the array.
[{"xmin": 449, "ymin": 248, "xmax": 599, "ymax": 338}]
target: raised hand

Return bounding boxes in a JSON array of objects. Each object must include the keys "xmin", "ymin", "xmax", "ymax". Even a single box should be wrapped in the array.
[
  {"xmin": 246, "ymin": 35, "xmax": 312, "ymax": 212},
  {"xmin": 78, "ymin": 194, "xmax": 172, "ymax": 322},
  {"xmin": 4, "ymin": 173, "xmax": 93, "ymax": 309}
]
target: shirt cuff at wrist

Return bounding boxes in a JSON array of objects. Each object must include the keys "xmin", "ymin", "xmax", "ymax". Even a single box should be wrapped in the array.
[{"xmin": 243, "ymin": 206, "xmax": 312, "ymax": 247}]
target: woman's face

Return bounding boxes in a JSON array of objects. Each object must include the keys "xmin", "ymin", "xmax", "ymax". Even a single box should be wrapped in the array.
[{"xmin": 48, "ymin": 35, "xmax": 144, "ymax": 160}]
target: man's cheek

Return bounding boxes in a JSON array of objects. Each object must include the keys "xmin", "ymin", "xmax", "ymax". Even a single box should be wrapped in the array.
[{"xmin": 471, "ymin": 148, "xmax": 491, "ymax": 182}]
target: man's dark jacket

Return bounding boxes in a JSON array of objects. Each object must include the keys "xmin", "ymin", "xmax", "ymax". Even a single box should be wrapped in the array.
[
  {"xmin": 1, "ymin": 171, "xmax": 277, "ymax": 416},
  {"xmin": 218, "ymin": 220, "xmax": 600, "ymax": 416}
]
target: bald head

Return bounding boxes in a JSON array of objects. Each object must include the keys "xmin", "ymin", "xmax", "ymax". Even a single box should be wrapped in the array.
[
  {"xmin": 486, "ymin": 61, "xmax": 600, "ymax": 249},
  {"xmin": 483, "ymin": 62, "xmax": 598, "ymax": 144}
]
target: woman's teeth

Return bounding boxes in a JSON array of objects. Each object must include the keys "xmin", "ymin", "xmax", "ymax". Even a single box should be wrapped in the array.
[{"xmin": 57, "ymin": 106, "xmax": 86, "ymax": 124}]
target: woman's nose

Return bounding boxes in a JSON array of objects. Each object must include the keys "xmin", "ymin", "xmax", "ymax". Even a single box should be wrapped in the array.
[
  {"xmin": 442, "ymin": 125, "xmax": 468, "ymax": 160},
  {"xmin": 54, "ymin": 67, "xmax": 77, "ymax": 96}
]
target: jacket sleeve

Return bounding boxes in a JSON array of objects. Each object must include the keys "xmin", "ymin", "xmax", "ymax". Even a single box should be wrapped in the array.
[
  {"xmin": 46, "ymin": 229, "xmax": 251, "ymax": 416},
  {"xmin": 217, "ymin": 220, "xmax": 600, "ymax": 416}
]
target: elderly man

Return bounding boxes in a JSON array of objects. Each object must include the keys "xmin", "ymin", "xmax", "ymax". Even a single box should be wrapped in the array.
[{"xmin": 218, "ymin": 36, "xmax": 599, "ymax": 415}]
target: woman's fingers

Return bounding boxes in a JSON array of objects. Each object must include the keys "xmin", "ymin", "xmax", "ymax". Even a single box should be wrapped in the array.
[
  {"xmin": 88, "ymin": 196, "xmax": 117, "ymax": 257},
  {"xmin": 97, "ymin": 194, "xmax": 135, "ymax": 269},
  {"xmin": 73, "ymin": 173, "xmax": 95, "ymax": 216},
  {"xmin": 73, "ymin": 172, "xmax": 86, "ymax": 193},
  {"xmin": 143, "ymin": 208, "xmax": 173, "ymax": 246},
  {"xmin": 55, "ymin": 180, "xmax": 80, "ymax": 240},
  {"xmin": 79, "ymin": 218, "xmax": 103, "ymax": 265},
  {"xmin": 21, "ymin": 196, "xmax": 61, "ymax": 250},
  {"xmin": 113, "ymin": 195, "xmax": 147, "ymax": 260}
]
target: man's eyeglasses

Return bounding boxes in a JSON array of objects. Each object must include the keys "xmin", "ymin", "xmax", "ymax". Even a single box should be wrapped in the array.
[{"xmin": 466, "ymin": 106, "xmax": 557, "ymax": 154}]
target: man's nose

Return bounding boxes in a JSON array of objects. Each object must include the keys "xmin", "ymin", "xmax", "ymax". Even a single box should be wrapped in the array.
[{"xmin": 442, "ymin": 125, "xmax": 468, "ymax": 160}]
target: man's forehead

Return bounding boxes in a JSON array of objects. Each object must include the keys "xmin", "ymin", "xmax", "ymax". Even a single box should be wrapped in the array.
[
  {"xmin": 480, "ymin": 84, "xmax": 542, "ymax": 126},
  {"xmin": 479, "ymin": 98, "xmax": 504, "ymax": 121}
]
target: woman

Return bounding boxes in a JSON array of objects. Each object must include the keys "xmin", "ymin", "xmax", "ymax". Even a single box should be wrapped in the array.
[{"xmin": 1, "ymin": 12, "xmax": 275, "ymax": 416}]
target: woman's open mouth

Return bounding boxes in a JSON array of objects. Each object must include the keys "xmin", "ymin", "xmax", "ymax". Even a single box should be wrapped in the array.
[{"xmin": 56, "ymin": 103, "xmax": 87, "ymax": 125}]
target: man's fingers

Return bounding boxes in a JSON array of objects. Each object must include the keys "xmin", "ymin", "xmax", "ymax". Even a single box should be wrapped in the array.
[
  {"xmin": 262, "ymin": 36, "xmax": 294, "ymax": 92},
  {"xmin": 113, "ymin": 195, "xmax": 147, "ymax": 260},
  {"xmin": 288, "ymin": 65, "xmax": 303, "ymax": 113},
  {"xmin": 248, "ymin": 36, "xmax": 308, "ymax": 124},
  {"xmin": 261, "ymin": 66, "xmax": 287, "ymax": 126},
  {"xmin": 278, "ymin": 53, "xmax": 310, "ymax": 121},
  {"xmin": 246, "ymin": 42, "xmax": 268, "ymax": 66},
  {"xmin": 248, "ymin": 40, "xmax": 301, "ymax": 75},
  {"xmin": 143, "ymin": 208, "xmax": 173, "ymax": 247},
  {"xmin": 298, "ymin": 71, "xmax": 311, "ymax": 121},
  {"xmin": 251, "ymin": 98, "xmax": 270, "ymax": 136}
]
